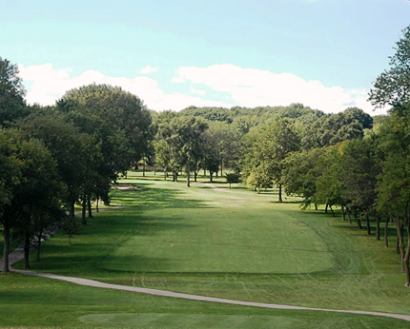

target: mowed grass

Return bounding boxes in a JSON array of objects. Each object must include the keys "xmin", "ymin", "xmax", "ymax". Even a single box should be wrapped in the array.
[
  {"xmin": 104, "ymin": 182, "xmax": 333, "ymax": 275},
  {"xmin": 3, "ymin": 170, "xmax": 410, "ymax": 328},
  {"xmin": 2, "ymin": 273, "xmax": 409, "ymax": 329}
]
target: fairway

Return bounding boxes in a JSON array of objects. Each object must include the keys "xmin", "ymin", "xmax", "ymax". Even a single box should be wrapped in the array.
[
  {"xmin": 3, "ymin": 171, "xmax": 410, "ymax": 328},
  {"xmin": 103, "ymin": 179, "xmax": 333, "ymax": 274}
]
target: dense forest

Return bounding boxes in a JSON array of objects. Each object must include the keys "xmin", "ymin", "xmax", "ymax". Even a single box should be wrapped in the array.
[{"xmin": 1, "ymin": 25, "xmax": 410, "ymax": 286}]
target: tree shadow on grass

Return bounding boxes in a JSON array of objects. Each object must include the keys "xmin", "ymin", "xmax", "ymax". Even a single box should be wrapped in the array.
[{"xmin": 110, "ymin": 183, "xmax": 214, "ymax": 210}]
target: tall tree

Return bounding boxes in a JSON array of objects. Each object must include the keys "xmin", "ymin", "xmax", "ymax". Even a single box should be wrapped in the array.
[
  {"xmin": 0, "ymin": 129, "xmax": 22, "ymax": 272},
  {"xmin": 19, "ymin": 112, "xmax": 97, "ymax": 221},
  {"xmin": 370, "ymin": 24, "xmax": 410, "ymax": 286},
  {"xmin": 0, "ymin": 57, "xmax": 28, "ymax": 127},
  {"xmin": 369, "ymin": 25, "xmax": 410, "ymax": 113},
  {"xmin": 0, "ymin": 130, "xmax": 62, "ymax": 271},
  {"xmin": 168, "ymin": 116, "xmax": 208, "ymax": 187},
  {"xmin": 58, "ymin": 84, "xmax": 153, "ymax": 167},
  {"xmin": 250, "ymin": 119, "xmax": 300, "ymax": 202}
]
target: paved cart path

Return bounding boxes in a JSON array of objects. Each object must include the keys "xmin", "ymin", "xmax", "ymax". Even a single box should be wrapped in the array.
[
  {"xmin": 1, "ymin": 196, "xmax": 410, "ymax": 323},
  {"xmin": 7, "ymin": 268, "xmax": 410, "ymax": 322}
]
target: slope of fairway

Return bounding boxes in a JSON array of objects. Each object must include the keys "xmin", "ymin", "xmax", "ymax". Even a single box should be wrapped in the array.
[
  {"xmin": 14, "ymin": 171, "xmax": 410, "ymax": 317},
  {"xmin": 103, "ymin": 180, "xmax": 333, "ymax": 274}
]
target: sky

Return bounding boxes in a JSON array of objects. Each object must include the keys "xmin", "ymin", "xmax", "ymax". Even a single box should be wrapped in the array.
[{"xmin": 1, "ymin": 0, "xmax": 410, "ymax": 115}]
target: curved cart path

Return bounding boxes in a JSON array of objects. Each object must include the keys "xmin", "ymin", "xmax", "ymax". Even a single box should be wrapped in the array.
[
  {"xmin": 2, "ymin": 197, "xmax": 410, "ymax": 323},
  {"xmin": 9, "ymin": 267, "xmax": 410, "ymax": 323}
]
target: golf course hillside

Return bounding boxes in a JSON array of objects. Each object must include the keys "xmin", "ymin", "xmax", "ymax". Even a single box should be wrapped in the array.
[{"xmin": 2, "ymin": 171, "xmax": 410, "ymax": 329}]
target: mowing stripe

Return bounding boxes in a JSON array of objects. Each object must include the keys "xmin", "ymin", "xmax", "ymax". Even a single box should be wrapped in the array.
[{"xmin": 11, "ymin": 268, "xmax": 410, "ymax": 323}]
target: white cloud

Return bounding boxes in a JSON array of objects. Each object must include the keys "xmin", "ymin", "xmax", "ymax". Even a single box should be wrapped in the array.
[
  {"xmin": 18, "ymin": 63, "xmax": 228, "ymax": 111},
  {"xmin": 190, "ymin": 88, "xmax": 206, "ymax": 96},
  {"xmin": 140, "ymin": 66, "xmax": 159, "ymax": 74},
  {"xmin": 172, "ymin": 64, "xmax": 385, "ymax": 115},
  {"xmin": 18, "ymin": 63, "xmax": 385, "ymax": 115}
]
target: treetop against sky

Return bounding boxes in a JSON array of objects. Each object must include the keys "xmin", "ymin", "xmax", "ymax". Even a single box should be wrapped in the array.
[{"xmin": 2, "ymin": 0, "xmax": 410, "ymax": 114}]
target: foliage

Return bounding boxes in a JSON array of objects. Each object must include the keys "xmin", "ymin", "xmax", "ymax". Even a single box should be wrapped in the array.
[
  {"xmin": 224, "ymin": 173, "xmax": 241, "ymax": 188},
  {"xmin": 0, "ymin": 57, "xmax": 27, "ymax": 127},
  {"xmin": 58, "ymin": 84, "xmax": 153, "ymax": 166},
  {"xmin": 369, "ymin": 25, "xmax": 410, "ymax": 112}
]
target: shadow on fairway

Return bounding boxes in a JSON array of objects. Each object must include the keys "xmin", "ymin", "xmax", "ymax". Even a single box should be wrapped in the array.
[{"xmin": 111, "ymin": 183, "xmax": 213, "ymax": 210}]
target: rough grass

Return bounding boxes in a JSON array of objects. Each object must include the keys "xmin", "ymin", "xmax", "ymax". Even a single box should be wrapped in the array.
[{"xmin": 3, "ymin": 170, "xmax": 410, "ymax": 328}]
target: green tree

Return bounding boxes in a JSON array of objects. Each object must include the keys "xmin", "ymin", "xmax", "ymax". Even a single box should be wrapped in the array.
[
  {"xmin": 339, "ymin": 137, "xmax": 380, "ymax": 235},
  {"xmin": 19, "ymin": 112, "xmax": 96, "ymax": 222},
  {"xmin": 284, "ymin": 148, "xmax": 325, "ymax": 209},
  {"xmin": 252, "ymin": 119, "xmax": 300, "ymax": 202},
  {"xmin": 0, "ymin": 129, "xmax": 22, "ymax": 272},
  {"xmin": 10, "ymin": 138, "xmax": 63, "ymax": 268},
  {"xmin": 369, "ymin": 24, "xmax": 410, "ymax": 286},
  {"xmin": 376, "ymin": 116, "xmax": 410, "ymax": 284},
  {"xmin": 0, "ymin": 57, "xmax": 28, "ymax": 127},
  {"xmin": 58, "ymin": 84, "xmax": 153, "ymax": 167},
  {"xmin": 369, "ymin": 25, "xmax": 410, "ymax": 112},
  {"xmin": 168, "ymin": 116, "xmax": 208, "ymax": 187},
  {"xmin": 225, "ymin": 173, "xmax": 241, "ymax": 188},
  {"xmin": 0, "ymin": 130, "xmax": 62, "ymax": 271}
]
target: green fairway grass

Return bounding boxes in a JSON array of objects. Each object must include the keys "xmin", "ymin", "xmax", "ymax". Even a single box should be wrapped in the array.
[
  {"xmin": 1, "ymin": 272, "xmax": 409, "ymax": 329},
  {"xmin": 103, "ymin": 180, "xmax": 333, "ymax": 275},
  {"xmin": 4, "ymin": 170, "xmax": 410, "ymax": 328}
]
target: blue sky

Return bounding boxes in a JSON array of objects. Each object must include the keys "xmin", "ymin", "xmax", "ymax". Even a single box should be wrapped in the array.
[{"xmin": 1, "ymin": 0, "xmax": 409, "ymax": 114}]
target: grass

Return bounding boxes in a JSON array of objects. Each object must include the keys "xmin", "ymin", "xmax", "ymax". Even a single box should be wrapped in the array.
[
  {"xmin": 2, "ymin": 273, "xmax": 408, "ymax": 329},
  {"xmin": 2, "ymin": 170, "xmax": 410, "ymax": 328}
]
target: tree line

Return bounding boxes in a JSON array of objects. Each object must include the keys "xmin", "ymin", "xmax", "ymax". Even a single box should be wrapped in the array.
[
  {"xmin": 1, "ymin": 25, "xmax": 409, "ymax": 285},
  {"xmin": 0, "ymin": 68, "xmax": 153, "ymax": 272}
]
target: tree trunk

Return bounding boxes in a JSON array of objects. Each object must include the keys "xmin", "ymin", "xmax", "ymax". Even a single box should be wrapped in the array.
[
  {"xmin": 143, "ymin": 162, "xmax": 145, "ymax": 177},
  {"xmin": 24, "ymin": 231, "xmax": 31, "ymax": 269},
  {"xmin": 3, "ymin": 220, "xmax": 10, "ymax": 272},
  {"xmin": 278, "ymin": 184, "xmax": 283, "ymax": 203},
  {"xmin": 329, "ymin": 205, "xmax": 335, "ymax": 217},
  {"xmin": 376, "ymin": 215, "xmax": 381, "ymax": 241},
  {"xmin": 384, "ymin": 217, "xmax": 389, "ymax": 247},
  {"xmin": 346, "ymin": 206, "xmax": 352, "ymax": 225},
  {"xmin": 341, "ymin": 205, "xmax": 345, "ymax": 221},
  {"xmin": 210, "ymin": 172, "xmax": 213, "ymax": 183},
  {"xmin": 81, "ymin": 195, "xmax": 87, "ymax": 226},
  {"xmin": 164, "ymin": 168, "xmax": 167, "ymax": 180},
  {"xmin": 315, "ymin": 203, "xmax": 318, "ymax": 211},
  {"xmin": 404, "ymin": 223, "xmax": 410, "ymax": 286},
  {"xmin": 186, "ymin": 155, "xmax": 191, "ymax": 187},
  {"xmin": 220, "ymin": 158, "xmax": 223, "ymax": 177},
  {"xmin": 204, "ymin": 168, "xmax": 206, "ymax": 176},
  {"xmin": 395, "ymin": 220, "xmax": 405, "ymax": 272},
  {"xmin": 87, "ymin": 195, "xmax": 93, "ymax": 218},
  {"xmin": 194, "ymin": 172, "xmax": 197, "ymax": 182},
  {"xmin": 69, "ymin": 200, "xmax": 75, "ymax": 219},
  {"xmin": 354, "ymin": 209, "xmax": 362, "ymax": 229},
  {"xmin": 366, "ymin": 212, "xmax": 371, "ymax": 235},
  {"xmin": 96, "ymin": 197, "xmax": 100, "ymax": 213},
  {"xmin": 36, "ymin": 226, "xmax": 43, "ymax": 262},
  {"xmin": 325, "ymin": 203, "xmax": 328, "ymax": 214}
]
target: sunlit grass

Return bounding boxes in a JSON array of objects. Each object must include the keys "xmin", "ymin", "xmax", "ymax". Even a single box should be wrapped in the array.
[{"xmin": 3, "ymin": 170, "xmax": 410, "ymax": 328}]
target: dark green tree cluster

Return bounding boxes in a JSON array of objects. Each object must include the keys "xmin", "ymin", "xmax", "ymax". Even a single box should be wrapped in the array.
[
  {"xmin": 280, "ymin": 25, "xmax": 410, "ymax": 286},
  {"xmin": 0, "ymin": 59, "xmax": 153, "ymax": 272}
]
